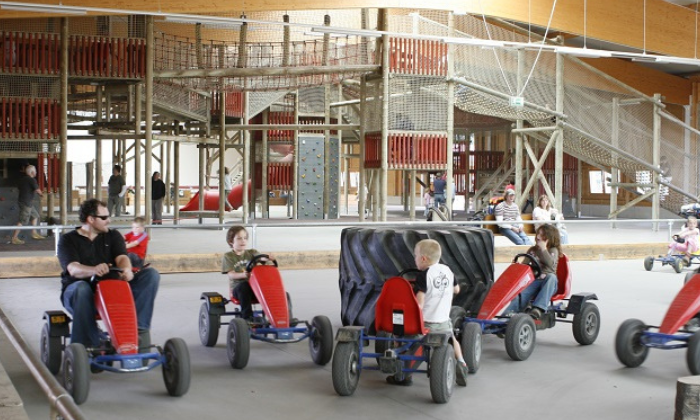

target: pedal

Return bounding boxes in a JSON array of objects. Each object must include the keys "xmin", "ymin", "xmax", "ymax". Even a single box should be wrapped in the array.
[{"xmin": 378, "ymin": 350, "xmax": 402, "ymax": 374}]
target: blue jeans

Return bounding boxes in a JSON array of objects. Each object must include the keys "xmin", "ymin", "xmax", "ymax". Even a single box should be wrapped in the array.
[
  {"xmin": 505, "ymin": 273, "xmax": 558, "ymax": 313},
  {"xmin": 559, "ymin": 229, "xmax": 569, "ymax": 245},
  {"xmin": 500, "ymin": 227, "xmax": 533, "ymax": 245},
  {"xmin": 433, "ymin": 193, "xmax": 445, "ymax": 208},
  {"xmin": 62, "ymin": 267, "xmax": 160, "ymax": 348}
]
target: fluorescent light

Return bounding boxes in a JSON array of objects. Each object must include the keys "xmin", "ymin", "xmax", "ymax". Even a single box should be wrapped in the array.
[
  {"xmin": 311, "ymin": 26, "xmax": 382, "ymax": 38},
  {"xmin": 164, "ymin": 15, "xmax": 242, "ymax": 29},
  {"xmin": 1, "ymin": 2, "xmax": 87, "ymax": 14},
  {"xmin": 556, "ymin": 46, "xmax": 612, "ymax": 58}
]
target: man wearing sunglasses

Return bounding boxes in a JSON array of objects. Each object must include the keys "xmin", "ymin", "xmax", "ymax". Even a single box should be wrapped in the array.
[{"xmin": 57, "ymin": 198, "xmax": 160, "ymax": 351}]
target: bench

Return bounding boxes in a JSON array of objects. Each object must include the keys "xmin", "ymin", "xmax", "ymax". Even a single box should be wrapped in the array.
[{"xmin": 483, "ymin": 213, "xmax": 535, "ymax": 236}]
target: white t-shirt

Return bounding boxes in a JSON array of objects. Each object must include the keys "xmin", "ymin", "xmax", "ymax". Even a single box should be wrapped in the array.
[{"xmin": 414, "ymin": 263, "xmax": 456, "ymax": 323}]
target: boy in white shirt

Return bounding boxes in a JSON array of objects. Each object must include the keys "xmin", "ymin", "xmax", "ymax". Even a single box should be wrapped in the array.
[{"xmin": 390, "ymin": 239, "xmax": 468, "ymax": 387}]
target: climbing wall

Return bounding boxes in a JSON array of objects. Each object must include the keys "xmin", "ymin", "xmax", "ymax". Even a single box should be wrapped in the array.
[{"xmin": 297, "ymin": 134, "xmax": 339, "ymax": 220}]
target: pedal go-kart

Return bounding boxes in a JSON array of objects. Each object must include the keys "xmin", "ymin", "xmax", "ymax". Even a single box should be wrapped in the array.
[
  {"xmin": 615, "ymin": 271, "xmax": 700, "ymax": 374},
  {"xmin": 198, "ymin": 254, "xmax": 333, "ymax": 368},
  {"xmin": 332, "ymin": 273, "xmax": 458, "ymax": 404},
  {"xmin": 643, "ymin": 235, "xmax": 700, "ymax": 273},
  {"xmin": 451, "ymin": 253, "xmax": 600, "ymax": 372},
  {"xmin": 40, "ymin": 268, "xmax": 191, "ymax": 405}
]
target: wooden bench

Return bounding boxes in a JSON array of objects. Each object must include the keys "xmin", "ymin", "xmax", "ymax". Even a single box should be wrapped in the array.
[{"xmin": 483, "ymin": 213, "xmax": 535, "ymax": 236}]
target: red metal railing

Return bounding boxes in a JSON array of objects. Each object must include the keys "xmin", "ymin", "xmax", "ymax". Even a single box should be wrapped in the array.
[
  {"xmin": 389, "ymin": 38, "xmax": 447, "ymax": 76},
  {"xmin": 0, "ymin": 98, "xmax": 60, "ymax": 139},
  {"xmin": 268, "ymin": 162, "xmax": 293, "ymax": 190}
]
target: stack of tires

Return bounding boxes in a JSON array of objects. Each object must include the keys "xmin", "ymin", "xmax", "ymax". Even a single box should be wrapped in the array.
[{"xmin": 339, "ymin": 226, "xmax": 494, "ymax": 328}]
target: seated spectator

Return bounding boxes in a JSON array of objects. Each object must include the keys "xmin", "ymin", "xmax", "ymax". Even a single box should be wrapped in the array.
[
  {"xmin": 124, "ymin": 216, "xmax": 149, "ymax": 269},
  {"xmin": 495, "ymin": 189, "xmax": 532, "ymax": 245},
  {"xmin": 532, "ymin": 194, "xmax": 569, "ymax": 245}
]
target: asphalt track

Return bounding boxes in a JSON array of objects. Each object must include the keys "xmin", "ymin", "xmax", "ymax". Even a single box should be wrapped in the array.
[{"xmin": 0, "ymin": 259, "xmax": 693, "ymax": 420}]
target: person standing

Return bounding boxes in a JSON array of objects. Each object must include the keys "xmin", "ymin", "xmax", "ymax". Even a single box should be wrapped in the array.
[
  {"xmin": 432, "ymin": 172, "xmax": 447, "ymax": 209},
  {"xmin": 11, "ymin": 164, "xmax": 44, "ymax": 244},
  {"xmin": 107, "ymin": 165, "xmax": 126, "ymax": 217},
  {"xmin": 151, "ymin": 171, "xmax": 166, "ymax": 225}
]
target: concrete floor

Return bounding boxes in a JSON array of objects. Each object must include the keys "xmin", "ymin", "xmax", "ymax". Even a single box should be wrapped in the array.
[{"xmin": 0, "ymin": 259, "xmax": 692, "ymax": 420}]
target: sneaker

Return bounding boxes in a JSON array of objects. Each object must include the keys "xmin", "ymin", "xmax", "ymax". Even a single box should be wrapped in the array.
[
  {"xmin": 11, "ymin": 237, "xmax": 24, "ymax": 245},
  {"xmin": 386, "ymin": 375, "xmax": 413, "ymax": 386},
  {"xmin": 31, "ymin": 232, "xmax": 45, "ymax": 240},
  {"xmin": 455, "ymin": 361, "xmax": 468, "ymax": 387},
  {"xmin": 530, "ymin": 307, "xmax": 543, "ymax": 320}
]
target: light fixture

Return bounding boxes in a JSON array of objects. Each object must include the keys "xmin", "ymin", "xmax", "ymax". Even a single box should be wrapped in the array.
[
  {"xmin": 164, "ymin": 15, "xmax": 242, "ymax": 29},
  {"xmin": 1, "ymin": 2, "xmax": 87, "ymax": 15},
  {"xmin": 310, "ymin": 26, "xmax": 382, "ymax": 38},
  {"xmin": 556, "ymin": 46, "xmax": 612, "ymax": 58}
]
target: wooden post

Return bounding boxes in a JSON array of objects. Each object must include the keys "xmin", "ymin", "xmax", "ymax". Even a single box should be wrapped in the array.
[
  {"xmin": 652, "ymin": 93, "xmax": 662, "ymax": 231},
  {"xmin": 611, "ymin": 97, "xmax": 620, "ymax": 227},
  {"xmin": 446, "ymin": 13, "xmax": 455, "ymax": 219},
  {"xmin": 359, "ymin": 76, "xmax": 366, "ymax": 221},
  {"xmin": 555, "ymin": 52, "xmax": 564, "ymax": 214},
  {"xmin": 134, "ymin": 85, "xmax": 142, "ymax": 215},
  {"xmin": 145, "ymin": 16, "xmax": 153, "ymax": 225},
  {"xmin": 95, "ymin": 86, "xmax": 103, "ymax": 202},
  {"xmin": 379, "ymin": 9, "xmax": 389, "ymax": 221},
  {"xmin": 676, "ymin": 376, "xmax": 700, "ymax": 420},
  {"xmin": 174, "ymin": 141, "xmax": 180, "ymax": 225},
  {"xmin": 293, "ymin": 91, "xmax": 299, "ymax": 219},
  {"xmin": 59, "ymin": 18, "xmax": 68, "ymax": 224},
  {"xmin": 262, "ymin": 109, "xmax": 269, "ymax": 218},
  {"xmin": 218, "ymin": 45, "xmax": 226, "ymax": 224}
]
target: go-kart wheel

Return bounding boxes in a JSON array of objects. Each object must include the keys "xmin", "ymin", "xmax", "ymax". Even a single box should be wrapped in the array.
[
  {"xmin": 512, "ymin": 253, "xmax": 542, "ymax": 279},
  {"xmin": 309, "ymin": 315, "xmax": 334, "ymax": 366},
  {"xmin": 227, "ymin": 318, "xmax": 250, "ymax": 369},
  {"xmin": 615, "ymin": 319, "xmax": 649, "ymax": 368},
  {"xmin": 40, "ymin": 323, "xmax": 62, "ymax": 375},
  {"xmin": 198, "ymin": 302, "xmax": 220, "ymax": 347},
  {"xmin": 461, "ymin": 322, "xmax": 482, "ymax": 373},
  {"xmin": 332, "ymin": 342, "xmax": 361, "ymax": 396},
  {"xmin": 63, "ymin": 343, "xmax": 90, "ymax": 405},
  {"xmin": 428, "ymin": 344, "xmax": 455, "ymax": 404},
  {"xmin": 687, "ymin": 331, "xmax": 700, "ymax": 375},
  {"xmin": 449, "ymin": 306, "xmax": 467, "ymax": 339},
  {"xmin": 286, "ymin": 292, "xmax": 296, "ymax": 325},
  {"xmin": 162, "ymin": 338, "xmax": 191, "ymax": 397},
  {"xmin": 685, "ymin": 272, "xmax": 696, "ymax": 284},
  {"xmin": 504, "ymin": 314, "xmax": 536, "ymax": 361},
  {"xmin": 572, "ymin": 302, "xmax": 601, "ymax": 345},
  {"xmin": 674, "ymin": 258, "xmax": 685, "ymax": 273},
  {"xmin": 643, "ymin": 256, "xmax": 654, "ymax": 272}
]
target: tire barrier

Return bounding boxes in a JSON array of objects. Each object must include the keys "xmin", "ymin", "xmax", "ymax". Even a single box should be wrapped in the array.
[{"xmin": 339, "ymin": 226, "xmax": 494, "ymax": 328}]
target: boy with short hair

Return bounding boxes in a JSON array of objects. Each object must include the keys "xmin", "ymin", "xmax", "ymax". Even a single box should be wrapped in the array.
[
  {"xmin": 124, "ymin": 216, "xmax": 148, "ymax": 269},
  {"xmin": 394, "ymin": 239, "xmax": 468, "ymax": 386}
]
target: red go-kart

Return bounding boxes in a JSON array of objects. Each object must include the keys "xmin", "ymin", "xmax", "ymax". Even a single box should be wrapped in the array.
[
  {"xmin": 332, "ymin": 272, "xmax": 458, "ymax": 404},
  {"xmin": 40, "ymin": 268, "xmax": 191, "ymax": 405},
  {"xmin": 615, "ymin": 271, "xmax": 700, "ymax": 374},
  {"xmin": 451, "ymin": 253, "xmax": 600, "ymax": 372},
  {"xmin": 198, "ymin": 255, "xmax": 334, "ymax": 368}
]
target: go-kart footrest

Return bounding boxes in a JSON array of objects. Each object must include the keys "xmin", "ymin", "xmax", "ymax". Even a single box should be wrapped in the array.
[{"xmin": 378, "ymin": 351, "xmax": 403, "ymax": 375}]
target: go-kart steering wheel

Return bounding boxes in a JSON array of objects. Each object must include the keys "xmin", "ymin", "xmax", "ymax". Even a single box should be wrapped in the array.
[
  {"xmin": 245, "ymin": 254, "xmax": 278, "ymax": 272},
  {"xmin": 512, "ymin": 253, "xmax": 542, "ymax": 278},
  {"xmin": 673, "ymin": 234, "xmax": 686, "ymax": 244},
  {"xmin": 90, "ymin": 266, "xmax": 124, "ymax": 283},
  {"xmin": 397, "ymin": 268, "xmax": 422, "ymax": 277}
]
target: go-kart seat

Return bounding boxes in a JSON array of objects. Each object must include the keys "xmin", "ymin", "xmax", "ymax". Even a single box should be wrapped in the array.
[
  {"xmin": 375, "ymin": 277, "xmax": 428, "ymax": 336},
  {"xmin": 550, "ymin": 254, "xmax": 571, "ymax": 302}
]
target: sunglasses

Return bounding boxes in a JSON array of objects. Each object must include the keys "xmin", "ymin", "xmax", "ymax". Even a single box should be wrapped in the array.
[{"xmin": 92, "ymin": 215, "xmax": 110, "ymax": 220}]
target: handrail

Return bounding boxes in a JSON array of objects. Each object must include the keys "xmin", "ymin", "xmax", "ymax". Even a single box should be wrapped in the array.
[{"xmin": 0, "ymin": 306, "xmax": 86, "ymax": 420}]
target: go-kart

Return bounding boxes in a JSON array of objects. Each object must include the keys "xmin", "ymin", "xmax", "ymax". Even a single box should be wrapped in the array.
[
  {"xmin": 680, "ymin": 203, "xmax": 700, "ymax": 219},
  {"xmin": 451, "ymin": 253, "xmax": 600, "ymax": 371},
  {"xmin": 643, "ymin": 236, "xmax": 700, "ymax": 273},
  {"xmin": 615, "ymin": 271, "xmax": 700, "ymax": 375},
  {"xmin": 198, "ymin": 254, "xmax": 333, "ymax": 368},
  {"xmin": 332, "ymin": 272, "xmax": 458, "ymax": 404},
  {"xmin": 40, "ymin": 267, "xmax": 190, "ymax": 405}
]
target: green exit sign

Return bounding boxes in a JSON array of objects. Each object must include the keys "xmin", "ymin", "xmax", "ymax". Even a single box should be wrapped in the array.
[{"xmin": 509, "ymin": 96, "xmax": 525, "ymax": 108}]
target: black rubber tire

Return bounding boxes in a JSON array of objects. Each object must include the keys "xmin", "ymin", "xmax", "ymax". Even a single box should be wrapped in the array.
[
  {"xmin": 309, "ymin": 315, "xmax": 334, "ymax": 366},
  {"xmin": 286, "ymin": 292, "xmax": 294, "ymax": 323},
  {"xmin": 162, "ymin": 338, "xmax": 191, "ymax": 397},
  {"xmin": 504, "ymin": 314, "xmax": 536, "ymax": 361},
  {"xmin": 199, "ymin": 302, "xmax": 220, "ymax": 347},
  {"xmin": 674, "ymin": 258, "xmax": 684, "ymax": 273},
  {"xmin": 643, "ymin": 256, "xmax": 654, "ymax": 272},
  {"xmin": 461, "ymin": 322, "xmax": 482, "ymax": 373},
  {"xmin": 41, "ymin": 323, "xmax": 62, "ymax": 375},
  {"xmin": 688, "ymin": 331, "xmax": 700, "ymax": 375},
  {"xmin": 573, "ymin": 302, "xmax": 601, "ymax": 345},
  {"xmin": 686, "ymin": 272, "xmax": 697, "ymax": 285},
  {"xmin": 339, "ymin": 227, "xmax": 494, "ymax": 328},
  {"xmin": 429, "ymin": 344, "xmax": 455, "ymax": 404},
  {"xmin": 615, "ymin": 319, "xmax": 649, "ymax": 368},
  {"xmin": 63, "ymin": 343, "xmax": 90, "ymax": 405},
  {"xmin": 227, "ymin": 318, "xmax": 250, "ymax": 369},
  {"xmin": 332, "ymin": 342, "xmax": 361, "ymax": 396}
]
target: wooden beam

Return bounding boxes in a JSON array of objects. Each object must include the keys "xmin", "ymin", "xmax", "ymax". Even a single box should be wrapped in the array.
[{"xmin": 155, "ymin": 64, "xmax": 380, "ymax": 78}]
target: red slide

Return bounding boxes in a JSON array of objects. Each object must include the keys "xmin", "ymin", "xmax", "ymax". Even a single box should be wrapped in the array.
[{"xmin": 179, "ymin": 180, "xmax": 251, "ymax": 212}]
